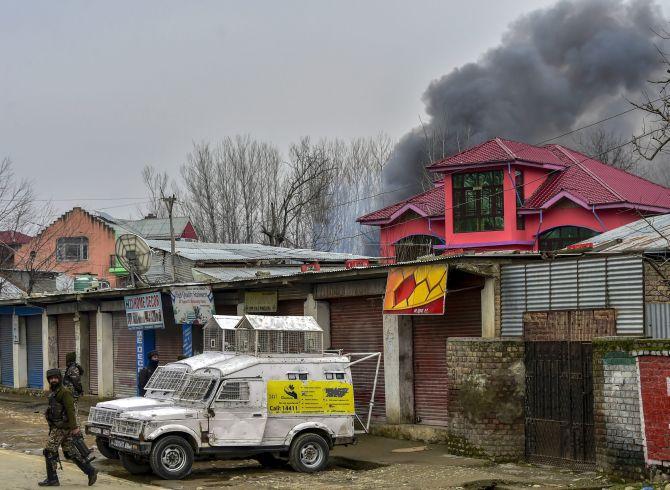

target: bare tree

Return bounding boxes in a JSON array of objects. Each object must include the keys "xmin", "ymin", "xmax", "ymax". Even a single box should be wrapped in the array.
[
  {"xmin": 575, "ymin": 128, "xmax": 640, "ymax": 171},
  {"xmin": 138, "ymin": 165, "xmax": 171, "ymax": 218},
  {"xmin": 261, "ymin": 137, "xmax": 333, "ymax": 247}
]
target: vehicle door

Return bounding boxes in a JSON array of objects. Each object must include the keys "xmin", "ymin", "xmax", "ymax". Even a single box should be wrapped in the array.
[{"xmin": 208, "ymin": 378, "xmax": 267, "ymax": 446}]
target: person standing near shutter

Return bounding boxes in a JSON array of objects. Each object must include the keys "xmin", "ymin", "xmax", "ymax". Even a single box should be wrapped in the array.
[{"xmin": 138, "ymin": 350, "xmax": 159, "ymax": 396}]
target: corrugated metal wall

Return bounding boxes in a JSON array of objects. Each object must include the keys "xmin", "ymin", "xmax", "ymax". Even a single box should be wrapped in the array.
[
  {"xmin": 26, "ymin": 316, "xmax": 43, "ymax": 388},
  {"xmin": 113, "ymin": 312, "xmax": 137, "ymax": 397},
  {"xmin": 88, "ymin": 313, "xmax": 98, "ymax": 395},
  {"xmin": 646, "ymin": 303, "xmax": 670, "ymax": 338},
  {"xmin": 0, "ymin": 315, "xmax": 13, "ymax": 386},
  {"xmin": 501, "ymin": 256, "xmax": 644, "ymax": 336}
]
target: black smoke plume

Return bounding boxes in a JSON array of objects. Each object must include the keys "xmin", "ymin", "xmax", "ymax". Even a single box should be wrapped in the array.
[{"xmin": 382, "ymin": 0, "xmax": 664, "ymax": 203}]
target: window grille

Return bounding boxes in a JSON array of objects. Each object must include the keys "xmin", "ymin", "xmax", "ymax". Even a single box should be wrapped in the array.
[
  {"xmin": 88, "ymin": 407, "xmax": 117, "ymax": 426},
  {"xmin": 143, "ymin": 367, "xmax": 188, "ymax": 392},
  {"xmin": 204, "ymin": 327, "xmax": 236, "ymax": 352},
  {"xmin": 176, "ymin": 375, "xmax": 217, "ymax": 402},
  {"xmin": 217, "ymin": 382, "xmax": 250, "ymax": 402}
]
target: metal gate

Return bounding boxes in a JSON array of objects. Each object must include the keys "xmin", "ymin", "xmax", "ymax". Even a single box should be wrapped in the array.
[
  {"xmin": 56, "ymin": 315, "xmax": 75, "ymax": 371},
  {"xmin": 525, "ymin": 341, "xmax": 595, "ymax": 466},
  {"xmin": 0, "ymin": 316, "xmax": 13, "ymax": 386},
  {"xmin": 330, "ymin": 296, "xmax": 386, "ymax": 421},
  {"xmin": 412, "ymin": 289, "xmax": 481, "ymax": 425},
  {"xmin": 88, "ymin": 313, "xmax": 98, "ymax": 395},
  {"xmin": 26, "ymin": 316, "xmax": 43, "ymax": 388},
  {"xmin": 113, "ymin": 312, "xmax": 137, "ymax": 397}
]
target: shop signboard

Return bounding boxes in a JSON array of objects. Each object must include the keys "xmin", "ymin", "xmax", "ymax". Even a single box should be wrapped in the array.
[
  {"xmin": 124, "ymin": 291, "xmax": 165, "ymax": 330},
  {"xmin": 244, "ymin": 291, "xmax": 278, "ymax": 313},
  {"xmin": 383, "ymin": 264, "xmax": 448, "ymax": 315},
  {"xmin": 170, "ymin": 286, "xmax": 215, "ymax": 326}
]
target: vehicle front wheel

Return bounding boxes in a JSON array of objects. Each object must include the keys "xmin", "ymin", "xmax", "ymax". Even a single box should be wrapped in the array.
[
  {"xmin": 95, "ymin": 437, "xmax": 119, "ymax": 460},
  {"xmin": 119, "ymin": 452, "xmax": 152, "ymax": 474},
  {"xmin": 149, "ymin": 435, "xmax": 194, "ymax": 480},
  {"xmin": 288, "ymin": 433, "xmax": 330, "ymax": 473}
]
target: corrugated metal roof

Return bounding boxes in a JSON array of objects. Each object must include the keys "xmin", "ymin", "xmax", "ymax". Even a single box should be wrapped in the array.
[
  {"xmin": 95, "ymin": 212, "xmax": 191, "ymax": 239},
  {"xmin": 575, "ymin": 213, "xmax": 670, "ymax": 252},
  {"xmin": 146, "ymin": 240, "xmax": 369, "ymax": 263},
  {"xmin": 192, "ymin": 266, "xmax": 340, "ymax": 282},
  {"xmin": 237, "ymin": 315, "xmax": 323, "ymax": 332}
]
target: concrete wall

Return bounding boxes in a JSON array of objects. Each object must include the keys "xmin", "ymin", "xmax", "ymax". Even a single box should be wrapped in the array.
[{"xmin": 445, "ymin": 338, "xmax": 525, "ymax": 460}]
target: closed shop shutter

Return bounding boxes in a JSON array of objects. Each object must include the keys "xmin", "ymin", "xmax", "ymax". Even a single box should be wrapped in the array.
[
  {"xmin": 330, "ymin": 296, "xmax": 385, "ymax": 421},
  {"xmin": 57, "ymin": 315, "xmax": 75, "ymax": 371},
  {"xmin": 26, "ymin": 316, "xmax": 43, "ymax": 388},
  {"xmin": 0, "ymin": 315, "xmax": 13, "ymax": 386},
  {"xmin": 412, "ymin": 289, "xmax": 481, "ymax": 425},
  {"xmin": 276, "ymin": 300, "xmax": 304, "ymax": 316},
  {"xmin": 88, "ymin": 313, "xmax": 98, "ymax": 395},
  {"xmin": 155, "ymin": 326, "xmax": 183, "ymax": 365},
  {"xmin": 113, "ymin": 312, "xmax": 136, "ymax": 397}
]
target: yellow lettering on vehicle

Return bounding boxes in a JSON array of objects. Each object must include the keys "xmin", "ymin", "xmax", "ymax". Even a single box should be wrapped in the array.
[{"xmin": 267, "ymin": 380, "xmax": 355, "ymax": 415}]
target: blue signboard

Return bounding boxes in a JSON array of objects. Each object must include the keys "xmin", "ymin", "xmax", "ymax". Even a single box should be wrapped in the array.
[
  {"xmin": 135, "ymin": 329, "xmax": 155, "ymax": 395},
  {"xmin": 182, "ymin": 324, "xmax": 193, "ymax": 357},
  {"xmin": 124, "ymin": 292, "xmax": 165, "ymax": 330}
]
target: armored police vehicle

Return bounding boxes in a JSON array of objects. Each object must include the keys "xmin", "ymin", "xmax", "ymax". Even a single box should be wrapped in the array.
[
  {"xmin": 86, "ymin": 316, "xmax": 240, "ymax": 460},
  {"xmin": 108, "ymin": 315, "xmax": 379, "ymax": 479}
]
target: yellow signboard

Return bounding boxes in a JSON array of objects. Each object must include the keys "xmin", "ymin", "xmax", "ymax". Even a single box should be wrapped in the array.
[
  {"xmin": 244, "ymin": 291, "xmax": 278, "ymax": 313},
  {"xmin": 383, "ymin": 264, "xmax": 448, "ymax": 315},
  {"xmin": 267, "ymin": 380, "xmax": 355, "ymax": 415}
]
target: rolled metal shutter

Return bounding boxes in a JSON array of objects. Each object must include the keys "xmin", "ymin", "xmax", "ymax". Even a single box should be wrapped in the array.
[
  {"xmin": 276, "ymin": 300, "xmax": 304, "ymax": 316},
  {"xmin": 412, "ymin": 289, "xmax": 481, "ymax": 425},
  {"xmin": 330, "ymin": 296, "xmax": 385, "ymax": 421},
  {"xmin": 57, "ymin": 315, "xmax": 75, "ymax": 371},
  {"xmin": 155, "ymin": 326, "xmax": 183, "ymax": 365},
  {"xmin": 26, "ymin": 316, "xmax": 43, "ymax": 388},
  {"xmin": 113, "ymin": 312, "xmax": 136, "ymax": 397},
  {"xmin": 88, "ymin": 313, "xmax": 98, "ymax": 395},
  {"xmin": 0, "ymin": 315, "xmax": 13, "ymax": 386}
]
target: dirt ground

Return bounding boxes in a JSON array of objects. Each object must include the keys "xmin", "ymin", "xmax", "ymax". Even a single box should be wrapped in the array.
[{"xmin": 0, "ymin": 392, "xmax": 627, "ymax": 489}]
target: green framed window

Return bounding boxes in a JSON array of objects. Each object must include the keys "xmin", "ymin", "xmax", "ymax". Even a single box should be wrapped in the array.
[
  {"xmin": 452, "ymin": 171, "xmax": 504, "ymax": 233},
  {"xmin": 538, "ymin": 226, "xmax": 597, "ymax": 251}
]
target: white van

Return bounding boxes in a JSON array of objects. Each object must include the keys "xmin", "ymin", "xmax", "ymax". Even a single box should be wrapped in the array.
[
  {"xmin": 85, "ymin": 316, "xmax": 240, "ymax": 460},
  {"xmin": 108, "ymin": 316, "xmax": 380, "ymax": 479}
]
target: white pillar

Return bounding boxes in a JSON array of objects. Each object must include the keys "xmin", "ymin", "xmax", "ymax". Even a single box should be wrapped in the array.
[
  {"xmin": 42, "ymin": 313, "xmax": 58, "ymax": 390},
  {"xmin": 304, "ymin": 294, "xmax": 331, "ymax": 349},
  {"xmin": 12, "ymin": 315, "xmax": 27, "ymax": 388},
  {"xmin": 96, "ymin": 309, "xmax": 114, "ymax": 398},
  {"xmin": 481, "ymin": 277, "xmax": 496, "ymax": 339},
  {"xmin": 236, "ymin": 303, "xmax": 245, "ymax": 315},
  {"xmin": 382, "ymin": 315, "xmax": 414, "ymax": 424}
]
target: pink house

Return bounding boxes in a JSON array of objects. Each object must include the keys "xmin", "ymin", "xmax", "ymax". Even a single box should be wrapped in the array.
[{"xmin": 358, "ymin": 138, "xmax": 670, "ymax": 260}]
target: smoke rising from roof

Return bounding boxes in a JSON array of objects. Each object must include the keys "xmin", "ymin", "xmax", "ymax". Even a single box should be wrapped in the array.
[{"xmin": 382, "ymin": 0, "xmax": 664, "ymax": 203}]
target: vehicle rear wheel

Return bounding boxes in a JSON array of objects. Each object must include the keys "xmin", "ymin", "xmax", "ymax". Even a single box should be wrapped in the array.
[
  {"xmin": 288, "ymin": 433, "xmax": 329, "ymax": 473},
  {"xmin": 149, "ymin": 435, "xmax": 194, "ymax": 480},
  {"xmin": 119, "ymin": 452, "xmax": 152, "ymax": 474},
  {"xmin": 95, "ymin": 437, "xmax": 119, "ymax": 460}
]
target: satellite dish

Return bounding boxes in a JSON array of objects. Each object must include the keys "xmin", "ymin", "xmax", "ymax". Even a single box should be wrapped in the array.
[{"xmin": 115, "ymin": 234, "xmax": 152, "ymax": 286}]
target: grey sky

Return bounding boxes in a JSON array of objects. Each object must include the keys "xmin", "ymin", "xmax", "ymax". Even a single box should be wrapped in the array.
[{"xmin": 1, "ymin": 0, "xmax": 661, "ymax": 219}]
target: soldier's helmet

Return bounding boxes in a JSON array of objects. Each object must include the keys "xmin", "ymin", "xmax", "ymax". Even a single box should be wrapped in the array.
[{"xmin": 46, "ymin": 368, "xmax": 62, "ymax": 380}]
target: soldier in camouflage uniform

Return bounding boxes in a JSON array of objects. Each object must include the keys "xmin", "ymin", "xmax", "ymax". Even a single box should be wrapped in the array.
[{"xmin": 39, "ymin": 368, "xmax": 97, "ymax": 487}]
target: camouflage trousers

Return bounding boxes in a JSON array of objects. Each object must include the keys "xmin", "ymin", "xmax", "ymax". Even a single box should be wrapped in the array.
[{"xmin": 44, "ymin": 428, "xmax": 82, "ymax": 469}]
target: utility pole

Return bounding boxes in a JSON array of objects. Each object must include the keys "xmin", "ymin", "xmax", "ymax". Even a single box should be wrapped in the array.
[{"xmin": 162, "ymin": 194, "xmax": 178, "ymax": 282}]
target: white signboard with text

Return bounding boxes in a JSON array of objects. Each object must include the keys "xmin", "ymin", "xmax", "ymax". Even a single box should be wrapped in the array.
[{"xmin": 171, "ymin": 286, "xmax": 215, "ymax": 326}]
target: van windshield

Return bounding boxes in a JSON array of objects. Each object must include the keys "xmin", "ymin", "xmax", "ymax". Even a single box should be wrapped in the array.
[
  {"xmin": 144, "ymin": 367, "xmax": 189, "ymax": 399},
  {"xmin": 174, "ymin": 374, "xmax": 218, "ymax": 404}
]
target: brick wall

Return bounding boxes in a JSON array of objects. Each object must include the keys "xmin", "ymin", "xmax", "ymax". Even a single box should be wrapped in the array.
[
  {"xmin": 593, "ymin": 338, "xmax": 670, "ymax": 479},
  {"xmin": 446, "ymin": 338, "xmax": 525, "ymax": 460},
  {"xmin": 645, "ymin": 260, "xmax": 670, "ymax": 303},
  {"xmin": 523, "ymin": 309, "xmax": 615, "ymax": 341}
]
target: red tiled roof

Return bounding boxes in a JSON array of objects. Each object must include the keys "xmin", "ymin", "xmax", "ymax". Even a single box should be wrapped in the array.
[
  {"xmin": 0, "ymin": 230, "xmax": 31, "ymax": 245},
  {"xmin": 523, "ymin": 145, "xmax": 670, "ymax": 210},
  {"xmin": 358, "ymin": 186, "xmax": 444, "ymax": 224},
  {"xmin": 428, "ymin": 137, "xmax": 567, "ymax": 170}
]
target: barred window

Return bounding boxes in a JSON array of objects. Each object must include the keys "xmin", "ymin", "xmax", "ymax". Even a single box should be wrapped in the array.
[{"xmin": 217, "ymin": 382, "xmax": 250, "ymax": 403}]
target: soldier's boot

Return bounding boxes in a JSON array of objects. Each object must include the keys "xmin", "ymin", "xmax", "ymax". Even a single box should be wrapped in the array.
[
  {"xmin": 73, "ymin": 457, "xmax": 98, "ymax": 486},
  {"xmin": 38, "ymin": 450, "xmax": 60, "ymax": 487}
]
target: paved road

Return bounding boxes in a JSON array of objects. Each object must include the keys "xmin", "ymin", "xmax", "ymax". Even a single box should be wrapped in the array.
[{"xmin": 0, "ymin": 449, "xmax": 163, "ymax": 489}]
